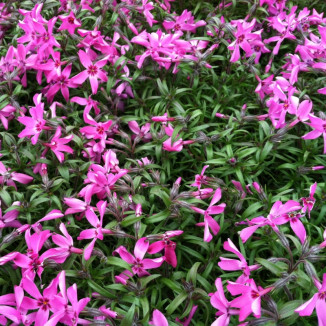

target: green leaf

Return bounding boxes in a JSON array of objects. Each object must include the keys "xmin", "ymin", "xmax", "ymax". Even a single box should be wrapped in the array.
[
  {"xmin": 106, "ymin": 257, "xmax": 132, "ymax": 272},
  {"xmin": 186, "ymin": 262, "xmax": 201, "ymax": 286},
  {"xmin": 121, "ymin": 302, "xmax": 136, "ymax": 326},
  {"xmin": 166, "ymin": 292, "xmax": 188, "ymax": 315},
  {"xmin": 87, "ymin": 280, "xmax": 116, "ymax": 299},
  {"xmin": 279, "ymin": 301, "xmax": 303, "ymax": 319},
  {"xmin": 255, "ymin": 258, "xmax": 284, "ymax": 276}
]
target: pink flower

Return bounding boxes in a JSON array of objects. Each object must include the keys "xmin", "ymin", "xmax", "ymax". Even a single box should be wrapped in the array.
[
  {"xmin": 301, "ymin": 182, "xmax": 317, "ymax": 218},
  {"xmin": 151, "ymin": 114, "xmax": 175, "ymax": 122},
  {"xmin": 295, "ymin": 273, "xmax": 326, "ymax": 325},
  {"xmin": 192, "ymin": 188, "xmax": 226, "ymax": 242},
  {"xmin": 113, "ymin": 237, "xmax": 165, "ymax": 278},
  {"xmin": 149, "ymin": 309, "xmax": 168, "ymax": 326},
  {"xmin": 77, "ymin": 201, "xmax": 110, "ymax": 260},
  {"xmin": 44, "ymin": 126, "xmax": 74, "ymax": 163},
  {"xmin": 191, "ymin": 165, "xmax": 209, "ymax": 189},
  {"xmin": 17, "ymin": 94, "xmax": 50, "ymax": 145},
  {"xmin": 273, "ymin": 200, "xmax": 306, "ymax": 244},
  {"xmin": 227, "ymin": 279, "xmax": 273, "ymax": 321},
  {"xmin": 176, "ymin": 305, "xmax": 198, "ymax": 326},
  {"xmin": 45, "ymin": 64, "xmax": 78, "ymax": 103},
  {"xmin": 210, "ymin": 278, "xmax": 239, "ymax": 326},
  {"xmin": 228, "ymin": 19, "xmax": 260, "ymax": 62},
  {"xmin": 128, "ymin": 121, "xmax": 152, "ymax": 141},
  {"xmin": 0, "ymin": 104, "xmax": 16, "ymax": 130},
  {"xmin": 163, "ymin": 9, "xmax": 206, "ymax": 33},
  {"xmin": 163, "ymin": 125, "xmax": 194, "ymax": 152},
  {"xmin": 20, "ymin": 275, "xmax": 63, "ymax": 326},
  {"xmin": 302, "ymin": 114, "xmax": 326, "ymax": 154},
  {"xmin": 0, "ymin": 162, "xmax": 33, "ymax": 189},
  {"xmin": 0, "ymin": 202, "xmax": 21, "ymax": 229},
  {"xmin": 71, "ymin": 50, "xmax": 107, "ymax": 94},
  {"xmin": 239, "ymin": 200, "xmax": 301, "ymax": 243},
  {"xmin": 147, "ymin": 230, "xmax": 183, "ymax": 267},
  {"xmin": 218, "ymin": 239, "xmax": 259, "ymax": 283},
  {"xmin": 42, "ymin": 223, "xmax": 83, "ymax": 263},
  {"xmin": 58, "ymin": 11, "xmax": 81, "ymax": 35}
]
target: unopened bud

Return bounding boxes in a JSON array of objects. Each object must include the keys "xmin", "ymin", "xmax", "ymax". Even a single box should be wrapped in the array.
[
  {"xmin": 304, "ymin": 261, "xmax": 317, "ymax": 279},
  {"xmin": 277, "ymin": 231, "xmax": 290, "ymax": 249}
]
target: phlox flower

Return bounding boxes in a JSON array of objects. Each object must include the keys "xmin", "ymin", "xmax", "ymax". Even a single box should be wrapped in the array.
[
  {"xmin": 44, "ymin": 126, "xmax": 74, "ymax": 163},
  {"xmin": 147, "ymin": 230, "xmax": 183, "ymax": 267},
  {"xmin": 17, "ymin": 93, "xmax": 50, "ymax": 145},
  {"xmin": 301, "ymin": 182, "xmax": 317, "ymax": 218},
  {"xmin": 191, "ymin": 165, "xmax": 209, "ymax": 189},
  {"xmin": 295, "ymin": 273, "xmax": 326, "ymax": 325},
  {"xmin": 302, "ymin": 114, "xmax": 326, "ymax": 154},
  {"xmin": 113, "ymin": 237, "xmax": 165, "ymax": 280},
  {"xmin": 218, "ymin": 239, "xmax": 259, "ymax": 283},
  {"xmin": 149, "ymin": 309, "xmax": 168, "ymax": 326},
  {"xmin": 227, "ymin": 279, "xmax": 273, "ymax": 321},
  {"xmin": 71, "ymin": 50, "xmax": 107, "ymax": 94},
  {"xmin": 192, "ymin": 188, "xmax": 226, "ymax": 242},
  {"xmin": 210, "ymin": 278, "xmax": 239, "ymax": 326},
  {"xmin": 0, "ymin": 162, "xmax": 33, "ymax": 189},
  {"xmin": 58, "ymin": 11, "xmax": 81, "ymax": 35}
]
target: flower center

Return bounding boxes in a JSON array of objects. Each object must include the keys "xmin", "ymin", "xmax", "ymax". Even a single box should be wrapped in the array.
[
  {"xmin": 96, "ymin": 125, "xmax": 105, "ymax": 135},
  {"xmin": 237, "ymin": 34, "xmax": 245, "ymax": 43},
  {"xmin": 87, "ymin": 65, "xmax": 98, "ymax": 76},
  {"xmin": 319, "ymin": 291, "xmax": 326, "ymax": 300},
  {"xmin": 254, "ymin": 45, "xmax": 261, "ymax": 52},
  {"xmin": 35, "ymin": 121, "xmax": 44, "ymax": 132},
  {"xmin": 251, "ymin": 290, "xmax": 260, "ymax": 299},
  {"xmin": 68, "ymin": 17, "xmax": 75, "ymax": 24},
  {"xmin": 37, "ymin": 297, "xmax": 51, "ymax": 310}
]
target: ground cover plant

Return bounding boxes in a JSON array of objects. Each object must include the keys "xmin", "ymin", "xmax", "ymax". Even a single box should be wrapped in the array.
[{"xmin": 1, "ymin": 0, "xmax": 326, "ymax": 325}]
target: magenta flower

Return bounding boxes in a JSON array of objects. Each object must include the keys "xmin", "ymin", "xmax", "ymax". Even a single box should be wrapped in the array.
[
  {"xmin": 0, "ymin": 202, "xmax": 21, "ymax": 229},
  {"xmin": 113, "ymin": 237, "xmax": 165, "ymax": 278},
  {"xmin": 210, "ymin": 278, "xmax": 239, "ymax": 326},
  {"xmin": 45, "ymin": 64, "xmax": 78, "ymax": 103},
  {"xmin": 302, "ymin": 114, "xmax": 326, "ymax": 154},
  {"xmin": 71, "ymin": 95, "xmax": 100, "ymax": 116},
  {"xmin": 71, "ymin": 50, "xmax": 107, "ymax": 94},
  {"xmin": 64, "ymin": 197, "xmax": 95, "ymax": 221},
  {"xmin": 42, "ymin": 223, "xmax": 83, "ymax": 264},
  {"xmin": 0, "ymin": 162, "xmax": 33, "ymax": 189},
  {"xmin": 163, "ymin": 125, "xmax": 194, "ymax": 152},
  {"xmin": 128, "ymin": 121, "xmax": 152, "ymax": 141},
  {"xmin": 79, "ymin": 165, "xmax": 128, "ymax": 202},
  {"xmin": 77, "ymin": 200, "xmax": 109, "ymax": 260},
  {"xmin": 273, "ymin": 200, "xmax": 306, "ymax": 244},
  {"xmin": 191, "ymin": 188, "xmax": 213, "ymax": 200},
  {"xmin": 264, "ymin": 9, "xmax": 297, "ymax": 55},
  {"xmin": 163, "ymin": 9, "xmax": 206, "ymax": 33},
  {"xmin": 176, "ymin": 305, "xmax": 198, "ymax": 326},
  {"xmin": 228, "ymin": 19, "xmax": 260, "ymax": 62},
  {"xmin": 295, "ymin": 273, "xmax": 326, "ymax": 325},
  {"xmin": 149, "ymin": 309, "xmax": 168, "ymax": 326},
  {"xmin": 17, "ymin": 94, "xmax": 50, "ymax": 145},
  {"xmin": 147, "ymin": 230, "xmax": 183, "ymax": 267},
  {"xmin": 191, "ymin": 165, "xmax": 209, "ymax": 189},
  {"xmin": 44, "ymin": 126, "xmax": 74, "ymax": 163},
  {"xmin": 0, "ymin": 105, "xmax": 16, "ymax": 130},
  {"xmin": 227, "ymin": 279, "xmax": 273, "ymax": 321},
  {"xmin": 218, "ymin": 239, "xmax": 259, "ymax": 283},
  {"xmin": 301, "ymin": 182, "xmax": 317, "ymax": 218},
  {"xmin": 20, "ymin": 275, "xmax": 63, "ymax": 326},
  {"xmin": 40, "ymin": 271, "xmax": 91, "ymax": 326},
  {"xmin": 239, "ymin": 200, "xmax": 301, "ymax": 243},
  {"xmin": 192, "ymin": 188, "xmax": 226, "ymax": 242},
  {"xmin": 58, "ymin": 11, "xmax": 81, "ymax": 35}
]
